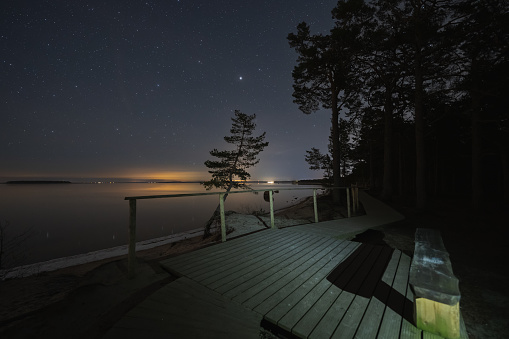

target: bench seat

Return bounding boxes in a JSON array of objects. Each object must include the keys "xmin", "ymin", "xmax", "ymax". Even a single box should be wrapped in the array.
[{"xmin": 409, "ymin": 228, "xmax": 461, "ymax": 338}]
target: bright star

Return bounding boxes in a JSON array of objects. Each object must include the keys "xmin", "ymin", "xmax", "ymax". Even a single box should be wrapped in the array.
[{"xmin": 239, "ymin": 76, "xmax": 243, "ymax": 80}]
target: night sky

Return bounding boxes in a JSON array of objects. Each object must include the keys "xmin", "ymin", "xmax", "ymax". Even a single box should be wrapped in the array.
[{"xmin": 1, "ymin": 1, "xmax": 339, "ymax": 182}]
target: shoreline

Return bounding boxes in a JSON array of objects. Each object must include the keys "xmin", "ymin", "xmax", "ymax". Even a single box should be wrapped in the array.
[
  {"xmin": 0, "ymin": 216, "xmax": 267, "ymax": 280},
  {"xmin": 1, "ymin": 227, "xmax": 206, "ymax": 280},
  {"xmin": 1, "ymin": 195, "xmax": 316, "ymax": 280}
]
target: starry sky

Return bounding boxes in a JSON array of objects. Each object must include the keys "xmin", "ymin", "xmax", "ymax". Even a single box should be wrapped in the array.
[{"xmin": 1, "ymin": 0, "xmax": 339, "ymax": 182}]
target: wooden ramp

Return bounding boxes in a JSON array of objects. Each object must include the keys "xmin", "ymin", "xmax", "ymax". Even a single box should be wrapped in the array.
[{"xmin": 157, "ymin": 228, "xmax": 467, "ymax": 338}]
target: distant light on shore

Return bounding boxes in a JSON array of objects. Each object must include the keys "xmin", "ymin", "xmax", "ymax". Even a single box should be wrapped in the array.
[{"xmin": 267, "ymin": 181, "xmax": 274, "ymax": 184}]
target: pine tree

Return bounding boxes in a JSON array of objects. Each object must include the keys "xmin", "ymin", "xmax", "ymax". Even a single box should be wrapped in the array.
[
  {"xmin": 288, "ymin": 19, "xmax": 361, "ymax": 201},
  {"xmin": 202, "ymin": 110, "xmax": 269, "ymax": 237},
  {"xmin": 305, "ymin": 147, "xmax": 333, "ymax": 182}
]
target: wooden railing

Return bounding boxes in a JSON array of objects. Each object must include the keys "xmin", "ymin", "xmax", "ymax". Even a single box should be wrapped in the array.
[{"xmin": 124, "ymin": 186, "xmax": 359, "ymax": 278}]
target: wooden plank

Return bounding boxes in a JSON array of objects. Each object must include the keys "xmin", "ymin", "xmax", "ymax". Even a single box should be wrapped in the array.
[
  {"xmin": 350, "ymin": 250, "xmax": 402, "ymax": 339},
  {"xmin": 105, "ymin": 277, "xmax": 262, "ymax": 339},
  {"xmin": 415, "ymin": 298, "xmax": 460, "ymax": 339},
  {"xmin": 400, "ymin": 280, "xmax": 422, "ymax": 339},
  {"xmin": 202, "ymin": 232, "xmax": 324, "ymax": 288},
  {"xmin": 415, "ymin": 228, "xmax": 446, "ymax": 252},
  {"xmin": 289, "ymin": 245, "xmax": 361, "ymax": 338},
  {"xmin": 262, "ymin": 240, "xmax": 353, "ymax": 321},
  {"xmin": 290, "ymin": 280, "xmax": 340, "ymax": 338},
  {"xmin": 161, "ymin": 228, "xmax": 271, "ymax": 266},
  {"xmin": 239, "ymin": 236, "xmax": 340, "ymax": 309},
  {"xmin": 217, "ymin": 235, "xmax": 331, "ymax": 302},
  {"xmin": 342, "ymin": 245, "xmax": 383, "ymax": 294},
  {"xmin": 331, "ymin": 247, "xmax": 395, "ymax": 339},
  {"xmin": 289, "ymin": 224, "xmax": 345, "ymax": 237},
  {"xmin": 271, "ymin": 242, "xmax": 358, "ymax": 330},
  {"xmin": 216, "ymin": 236, "xmax": 342, "ymax": 297},
  {"xmin": 161, "ymin": 228, "xmax": 279, "ymax": 268},
  {"xmin": 170, "ymin": 231, "xmax": 291, "ymax": 277},
  {"xmin": 400, "ymin": 261, "xmax": 422, "ymax": 338},
  {"xmin": 190, "ymin": 231, "xmax": 307, "ymax": 283},
  {"xmin": 327, "ymin": 243, "xmax": 370, "ymax": 284},
  {"xmin": 377, "ymin": 253, "xmax": 411, "ymax": 338},
  {"xmin": 165, "ymin": 229, "xmax": 289, "ymax": 274},
  {"xmin": 331, "ymin": 295, "xmax": 370, "ymax": 339},
  {"xmin": 308, "ymin": 290, "xmax": 355, "ymax": 338},
  {"xmin": 411, "ymin": 229, "xmax": 460, "ymax": 305},
  {"xmin": 253, "ymin": 242, "xmax": 342, "ymax": 316},
  {"xmin": 356, "ymin": 246, "xmax": 394, "ymax": 298},
  {"xmin": 140, "ymin": 278, "xmax": 260, "ymax": 327}
]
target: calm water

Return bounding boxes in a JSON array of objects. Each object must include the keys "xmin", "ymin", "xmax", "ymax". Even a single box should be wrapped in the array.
[{"xmin": 0, "ymin": 182, "xmax": 320, "ymax": 267}]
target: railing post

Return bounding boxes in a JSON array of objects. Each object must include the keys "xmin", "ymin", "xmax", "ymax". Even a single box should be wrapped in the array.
[
  {"xmin": 269, "ymin": 190, "xmax": 275, "ymax": 229},
  {"xmin": 313, "ymin": 189, "xmax": 319, "ymax": 223},
  {"xmin": 219, "ymin": 193, "xmax": 226, "ymax": 242},
  {"xmin": 128, "ymin": 199, "xmax": 136, "ymax": 279},
  {"xmin": 346, "ymin": 188, "xmax": 351, "ymax": 218}
]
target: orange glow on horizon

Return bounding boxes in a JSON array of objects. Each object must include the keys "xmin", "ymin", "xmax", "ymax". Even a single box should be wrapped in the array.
[
  {"xmin": 116, "ymin": 168, "xmax": 209, "ymax": 182},
  {"xmin": 0, "ymin": 168, "xmax": 209, "ymax": 182}
]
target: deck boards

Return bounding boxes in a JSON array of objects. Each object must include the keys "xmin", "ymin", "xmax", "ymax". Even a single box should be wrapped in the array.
[
  {"xmin": 103, "ymin": 276, "xmax": 262, "ymax": 339},
  {"xmin": 107, "ymin": 197, "xmax": 468, "ymax": 338},
  {"xmin": 157, "ymin": 227, "xmax": 468, "ymax": 338}
]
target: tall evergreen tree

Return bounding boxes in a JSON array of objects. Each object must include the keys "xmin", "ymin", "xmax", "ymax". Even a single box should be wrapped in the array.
[
  {"xmin": 332, "ymin": 0, "xmax": 412, "ymax": 199},
  {"xmin": 202, "ymin": 110, "xmax": 268, "ymax": 237},
  {"xmin": 396, "ymin": 0, "xmax": 457, "ymax": 208},
  {"xmin": 453, "ymin": 0, "xmax": 509, "ymax": 209},
  {"xmin": 288, "ymin": 3, "xmax": 369, "ymax": 199}
]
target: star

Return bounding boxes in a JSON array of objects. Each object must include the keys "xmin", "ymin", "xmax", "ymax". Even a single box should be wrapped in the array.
[{"xmin": 239, "ymin": 76, "xmax": 243, "ymax": 80}]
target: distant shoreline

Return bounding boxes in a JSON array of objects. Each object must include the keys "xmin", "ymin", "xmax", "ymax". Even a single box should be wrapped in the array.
[
  {"xmin": 5, "ymin": 180, "xmax": 72, "ymax": 184},
  {"xmin": 2, "ymin": 179, "xmax": 324, "ymax": 185}
]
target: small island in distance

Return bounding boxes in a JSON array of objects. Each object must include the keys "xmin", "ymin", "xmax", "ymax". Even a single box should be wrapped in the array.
[{"xmin": 6, "ymin": 180, "xmax": 72, "ymax": 184}]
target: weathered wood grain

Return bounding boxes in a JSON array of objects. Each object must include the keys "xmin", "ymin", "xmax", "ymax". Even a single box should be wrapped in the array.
[
  {"xmin": 153, "ymin": 225, "xmax": 468, "ymax": 338},
  {"xmin": 351, "ymin": 250, "xmax": 402, "ymax": 338}
]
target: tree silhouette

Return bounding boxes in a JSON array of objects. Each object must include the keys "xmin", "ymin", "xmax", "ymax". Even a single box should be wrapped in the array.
[
  {"xmin": 288, "ymin": 22, "xmax": 357, "ymax": 201},
  {"xmin": 202, "ymin": 110, "xmax": 269, "ymax": 237}
]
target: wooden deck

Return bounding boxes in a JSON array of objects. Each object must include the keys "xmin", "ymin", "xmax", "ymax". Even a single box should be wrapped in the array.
[
  {"xmin": 161, "ymin": 228, "xmax": 419, "ymax": 338},
  {"xmin": 103, "ymin": 276, "xmax": 262, "ymax": 338},
  {"xmin": 105, "ymin": 192, "xmax": 468, "ymax": 338}
]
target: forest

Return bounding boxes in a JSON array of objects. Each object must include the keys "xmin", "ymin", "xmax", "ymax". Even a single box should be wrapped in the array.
[{"xmin": 289, "ymin": 0, "xmax": 508, "ymax": 210}]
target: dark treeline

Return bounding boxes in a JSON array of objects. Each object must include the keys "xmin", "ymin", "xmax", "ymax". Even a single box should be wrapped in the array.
[{"xmin": 289, "ymin": 0, "xmax": 508, "ymax": 209}]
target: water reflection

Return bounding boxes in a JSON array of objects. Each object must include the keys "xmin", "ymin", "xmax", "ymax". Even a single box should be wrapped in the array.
[{"xmin": 0, "ymin": 183, "xmax": 320, "ymax": 267}]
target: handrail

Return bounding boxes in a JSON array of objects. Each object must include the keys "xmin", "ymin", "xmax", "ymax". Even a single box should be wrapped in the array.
[
  {"xmin": 124, "ymin": 186, "xmax": 359, "ymax": 278},
  {"xmin": 124, "ymin": 187, "xmax": 337, "ymax": 200}
]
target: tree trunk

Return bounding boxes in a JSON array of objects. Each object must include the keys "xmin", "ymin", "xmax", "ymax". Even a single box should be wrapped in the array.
[
  {"xmin": 398, "ymin": 131, "xmax": 404, "ymax": 197},
  {"xmin": 203, "ymin": 185, "xmax": 233, "ymax": 238},
  {"xmin": 414, "ymin": 34, "xmax": 426, "ymax": 209},
  {"xmin": 381, "ymin": 89, "xmax": 393, "ymax": 200},
  {"xmin": 331, "ymin": 85, "xmax": 341, "ymax": 203},
  {"xmin": 501, "ymin": 147, "xmax": 509, "ymax": 205},
  {"xmin": 471, "ymin": 90, "xmax": 482, "ymax": 211},
  {"xmin": 369, "ymin": 140, "xmax": 375, "ymax": 189}
]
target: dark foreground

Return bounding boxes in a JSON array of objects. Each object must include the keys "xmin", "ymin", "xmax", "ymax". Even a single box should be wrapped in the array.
[{"xmin": 0, "ymin": 193, "xmax": 508, "ymax": 338}]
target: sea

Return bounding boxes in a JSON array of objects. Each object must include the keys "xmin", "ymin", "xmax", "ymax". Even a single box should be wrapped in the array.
[{"xmin": 0, "ymin": 182, "xmax": 322, "ymax": 267}]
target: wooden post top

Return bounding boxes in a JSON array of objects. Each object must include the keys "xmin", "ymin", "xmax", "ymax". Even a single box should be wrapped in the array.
[{"xmin": 409, "ymin": 228, "xmax": 461, "ymax": 306}]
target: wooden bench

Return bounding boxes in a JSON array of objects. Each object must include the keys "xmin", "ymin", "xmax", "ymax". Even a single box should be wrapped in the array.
[{"xmin": 409, "ymin": 228, "xmax": 461, "ymax": 338}]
